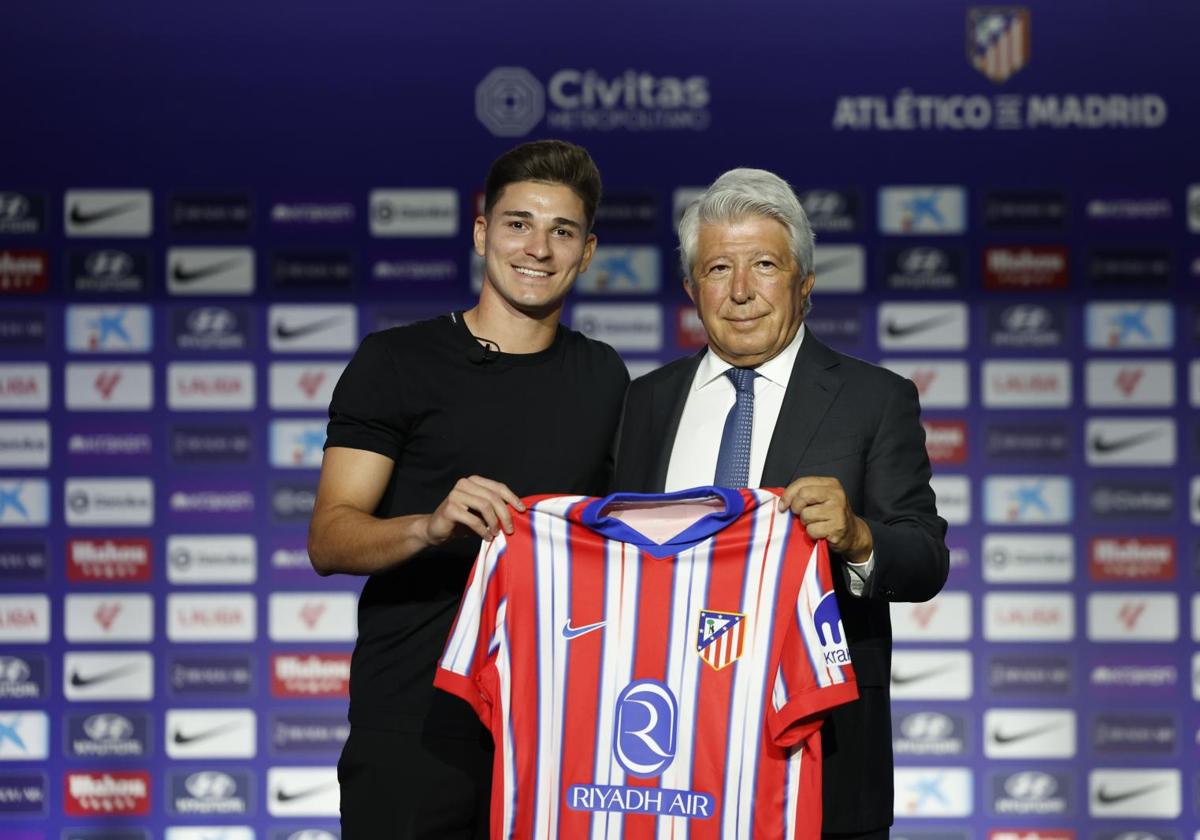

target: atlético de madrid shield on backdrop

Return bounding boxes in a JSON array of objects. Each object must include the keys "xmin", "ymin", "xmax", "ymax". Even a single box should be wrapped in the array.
[
  {"xmin": 967, "ymin": 7, "xmax": 1031, "ymax": 84},
  {"xmin": 697, "ymin": 609, "xmax": 745, "ymax": 671}
]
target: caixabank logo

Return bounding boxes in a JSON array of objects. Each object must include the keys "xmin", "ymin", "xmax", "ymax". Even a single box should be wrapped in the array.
[{"xmin": 476, "ymin": 66, "xmax": 710, "ymax": 136}]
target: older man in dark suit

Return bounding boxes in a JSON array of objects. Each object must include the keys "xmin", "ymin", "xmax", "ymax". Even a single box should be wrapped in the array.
[{"xmin": 614, "ymin": 168, "xmax": 949, "ymax": 839}]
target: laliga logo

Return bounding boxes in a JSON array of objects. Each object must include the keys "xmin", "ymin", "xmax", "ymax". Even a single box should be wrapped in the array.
[{"xmin": 614, "ymin": 679, "xmax": 677, "ymax": 778}]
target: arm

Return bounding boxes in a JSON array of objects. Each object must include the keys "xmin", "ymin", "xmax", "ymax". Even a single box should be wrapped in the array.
[{"xmin": 307, "ymin": 446, "xmax": 524, "ymax": 577}]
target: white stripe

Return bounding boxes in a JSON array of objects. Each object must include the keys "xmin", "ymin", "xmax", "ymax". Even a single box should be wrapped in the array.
[
  {"xmin": 497, "ymin": 624, "xmax": 517, "ymax": 839},
  {"xmin": 591, "ymin": 535, "xmax": 631, "ymax": 840},
  {"xmin": 443, "ymin": 535, "xmax": 506, "ymax": 674},
  {"xmin": 655, "ymin": 541, "xmax": 712, "ymax": 840},
  {"xmin": 784, "ymin": 743, "xmax": 802, "ymax": 840},
  {"xmin": 797, "ymin": 545, "xmax": 847, "ymax": 687}
]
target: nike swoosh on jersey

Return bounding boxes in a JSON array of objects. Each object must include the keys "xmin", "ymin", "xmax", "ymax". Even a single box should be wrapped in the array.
[
  {"xmin": 69, "ymin": 201, "xmax": 142, "ymax": 226},
  {"xmin": 990, "ymin": 722, "xmax": 1061, "ymax": 744},
  {"xmin": 172, "ymin": 721, "xmax": 245, "ymax": 745},
  {"xmin": 561, "ymin": 618, "xmax": 606, "ymax": 640},
  {"xmin": 171, "ymin": 258, "xmax": 245, "ymax": 283},
  {"xmin": 885, "ymin": 314, "xmax": 957, "ymax": 338},
  {"xmin": 69, "ymin": 663, "xmax": 142, "ymax": 688},
  {"xmin": 1095, "ymin": 783, "xmax": 1164, "ymax": 805},
  {"xmin": 273, "ymin": 316, "xmax": 344, "ymax": 340},
  {"xmin": 274, "ymin": 780, "xmax": 337, "ymax": 803},
  {"xmin": 1090, "ymin": 430, "xmax": 1164, "ymax": 453}
]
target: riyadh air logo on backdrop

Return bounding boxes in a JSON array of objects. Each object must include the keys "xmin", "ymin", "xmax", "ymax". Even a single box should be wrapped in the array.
[
  {"xmin": 475, "ymin": 66, "xmax": 710, "ymax": 137},
  {"xmin": 567, "ymin": 679, "xmax": 715, "ymax": 819},
  {"xmin": 894, "ymin": 767, "xmax": 973, "ymax": 817},
  {"xmin": 1085, "ymin": 301, "xmax": 1172, "ymax": 349},
  {"xmin": 1088, "ymin": 768, "xmax": 1180, "ymax": 818},
  {"xmin": 0, "ymin": 479, "xmax": 48, "ymax": 528},
  {"xmin": 967, "ymin": 7, "xmax": 1030, "ymax": 83},
  {"xmin": 878, "ymin": 187, "xmax": 967, "ymax": 234},
  {"xmin": 577, "ymin": 246, "xmax": 660, "ymax": 294},
  {"xmin": 984, "ymin": 476, "xmax": 1072, "ymax": 524},
  {"xmin": 64, "ymin": 189, "xmax": 152, "ymax": 237},
  {"xmin": 65, "ymin": 305, "xmax": 152, "ymax": 353}
]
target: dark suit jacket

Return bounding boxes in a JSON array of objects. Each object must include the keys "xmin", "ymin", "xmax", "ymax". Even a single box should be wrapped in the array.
[{"xmin": 613, "ymin": 332, "xmax": 949, "ymax": 833}]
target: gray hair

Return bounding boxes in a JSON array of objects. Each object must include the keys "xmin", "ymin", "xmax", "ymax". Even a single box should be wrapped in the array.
[{"xmin": 678, "ymin": 168, "xmax": 815, "ymax": 286}]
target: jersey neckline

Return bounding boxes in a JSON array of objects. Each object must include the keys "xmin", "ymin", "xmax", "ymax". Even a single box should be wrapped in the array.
[{"xmin": 576, "ymin": 486, "xmax": 752, "ymax": 558}]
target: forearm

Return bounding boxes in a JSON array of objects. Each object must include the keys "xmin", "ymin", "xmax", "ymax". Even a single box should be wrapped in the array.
[{"xmin": 308, "ymin": 504, "xmax": 434, "ymax": 576}]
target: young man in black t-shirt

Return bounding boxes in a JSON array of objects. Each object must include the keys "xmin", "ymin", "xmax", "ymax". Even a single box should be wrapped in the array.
[{"xmin": 308, "ymin": 140, "xmax": 628, "ymax": 839}]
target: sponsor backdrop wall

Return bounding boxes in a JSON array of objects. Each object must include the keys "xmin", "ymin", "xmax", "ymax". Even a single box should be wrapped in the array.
[{"xmin": 2, "ymin": 2, "xmax": 1199, "ymax": 838}]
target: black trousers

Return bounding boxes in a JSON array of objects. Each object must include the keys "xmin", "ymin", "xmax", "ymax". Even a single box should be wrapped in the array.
[
  {"xmin": 822, "ymin": 830, "xmax": 890, "ymax": 840},
  {"xmin": 338, "ymin": 725, "xmax": 493, "ymax": 839}
]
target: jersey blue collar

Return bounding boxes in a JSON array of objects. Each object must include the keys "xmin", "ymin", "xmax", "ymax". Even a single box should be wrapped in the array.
[{"xmin": 576, "ymin": 486, "xmax": 749, "ymax": 558}]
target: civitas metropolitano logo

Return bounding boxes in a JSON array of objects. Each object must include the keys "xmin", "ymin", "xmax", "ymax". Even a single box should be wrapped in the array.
[{"xmin": 475, "ymin": 66, "xmax": 710, "ymax": 137}]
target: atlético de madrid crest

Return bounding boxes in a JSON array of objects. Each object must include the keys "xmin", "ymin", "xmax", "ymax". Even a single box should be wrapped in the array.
[
  {"xmin": 967, "ymin": 7, "xmax": 1031, "ymax": 84},
  {"xmin": 697, "ymin": 609, "xmax": 745, "ymax": 671}
]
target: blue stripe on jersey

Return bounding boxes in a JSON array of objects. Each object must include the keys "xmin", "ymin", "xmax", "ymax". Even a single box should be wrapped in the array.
[{"xmin": 579, "ymin": 486, "xmax": 747, "ymax": 558}]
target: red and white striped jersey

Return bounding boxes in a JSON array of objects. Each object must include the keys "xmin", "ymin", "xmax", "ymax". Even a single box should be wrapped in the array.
[{"xmin": 435, "ymin": 486, "xmax": 858, "ymax": 840}]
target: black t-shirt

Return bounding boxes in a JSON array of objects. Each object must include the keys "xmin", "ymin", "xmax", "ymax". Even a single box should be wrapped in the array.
[{"xmin": 324, "ymin": 312, "xmax": 628, "ymax": 735}]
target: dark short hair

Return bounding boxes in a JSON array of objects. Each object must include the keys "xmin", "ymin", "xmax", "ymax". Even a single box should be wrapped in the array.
[{"xmin": 483, "ymin": 139, "xmax": 602, "ymax": 230}]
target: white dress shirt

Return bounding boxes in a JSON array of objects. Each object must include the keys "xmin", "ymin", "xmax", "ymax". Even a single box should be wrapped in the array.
[{"xmin": 664, "ymin": 325, "xmax": 874, "ymax": 595}]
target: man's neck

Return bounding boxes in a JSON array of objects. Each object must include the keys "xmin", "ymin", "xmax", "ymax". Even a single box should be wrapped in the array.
[{"xmin": 463, "ymin": 291, "xmax": 561, "ymax": 355}]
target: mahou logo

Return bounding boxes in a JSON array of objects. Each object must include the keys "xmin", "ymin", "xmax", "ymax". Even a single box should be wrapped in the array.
[
  {"xmin": 923, "ymin": 419, "xmax": 967, "ymax": 463},
  {"xmin": 271, "ymin": 653, "xmax": 352, "ymax": 698},
  {"xmin": 64, "ymin": 770, "xmax": 151, "ymax": 816},
  {"xmin": 1089, "ymin": 537, "xmax": 1175, "ymax": 581},
  {"xmin": 67, "ymin": 538, "xmax": 152, "ymax": 582}
]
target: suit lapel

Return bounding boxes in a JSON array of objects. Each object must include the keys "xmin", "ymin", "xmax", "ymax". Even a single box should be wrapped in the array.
[
  {"xmin": 761, "ymin": 333, "xmax": 844, "ymax": 486},
  {"xmin": 649, "ymin": 351, "xmax": 702, "ymax": 491}
]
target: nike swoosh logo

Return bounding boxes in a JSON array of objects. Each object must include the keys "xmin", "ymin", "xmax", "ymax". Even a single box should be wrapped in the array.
[
  {"xmin": 885, "ymin": 313, "xmax": 957, "ymax": 338},
  {"xmin": 891, "ymin": 664, "xmax": 955, "ymax": 685},
  {"xmin": 172, "ymin": 720, "xmax": 245, "ymax": 745},
  {"xmin": 1095, "ymin": 782, "xmax": 1164, "ymax": 805},
  {"xmin": 814, "ymin": 254, "xmax": 860, "ymax": 274},
  {"xmin": 273, "ymin": 316, "xmax": 344, "ymax": 341},
  {"xmin": 274, "ymin": 780, "xmax": 337, "ymax": 803},
  {"xmin": 171, "ymin": 258, "xmax": 245, "ymax": 283},
  {"xmin": 1090, "ymin": 430, "xmax": 1164, "ymax": 454},
  {"xmin": 991, "ymin": 722, "xmax": 1062, "ymax": 744},
  {"xmin": 69, "ymin": 200, "xmax": 142, "ymax": 226},
  {"xmin": 69, "ymin": 663, "xmax": 141, "ymax": 688},
  {"xmin": 562, "ymin": 618, "xmax": 606, "ymax": 640}
]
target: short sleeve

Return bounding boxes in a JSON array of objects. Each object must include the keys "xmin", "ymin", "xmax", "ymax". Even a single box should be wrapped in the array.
[
  {"xmin": 324, "ymin": 332, "xmax": 407, "ymax": 460},
  {"xmin": 434, "ymin": 531, "xmax": 509, "ymax": 727},
  {"xmin": 767, "ymin": 537, "xmax": 859, "ymax": 747}
]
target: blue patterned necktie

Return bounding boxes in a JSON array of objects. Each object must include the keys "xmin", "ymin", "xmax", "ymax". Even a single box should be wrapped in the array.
[{"xmin": 713, "ymin": 367, "xmax": 758, "ymax": 488}]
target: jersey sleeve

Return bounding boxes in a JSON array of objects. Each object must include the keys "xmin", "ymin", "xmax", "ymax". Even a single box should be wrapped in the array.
[
  {"xmin": 434, "ymin": 531, "xmax": 509, "ymax": 728},
  {"xmin": 324, "ymin": 332, "xmax": 408, "ymax": 460},
  {"xmin": 766, "ymin": 536, "xmax": 859, "ymax": 748}
]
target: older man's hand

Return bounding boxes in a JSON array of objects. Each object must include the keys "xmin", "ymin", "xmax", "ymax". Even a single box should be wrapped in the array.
[{"xmin": 778, "ymin": 476, "xmax": 873, "ymax": 563}]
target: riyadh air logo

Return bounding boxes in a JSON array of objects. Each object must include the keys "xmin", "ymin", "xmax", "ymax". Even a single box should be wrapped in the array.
[
  {"xmin": 968, "ymin": 7, "xmax": 1031, "ymax": 84},
  {"xmin": 614, "ymin": 679, "xmax": 677, "ymax": 777},
  {"xmin": 475, "ymin": 67, "xmax": 545, "ymax": 137},
  {"xmin": 696, "ymin": 609, "xmax": 744, "ymax": 671}
]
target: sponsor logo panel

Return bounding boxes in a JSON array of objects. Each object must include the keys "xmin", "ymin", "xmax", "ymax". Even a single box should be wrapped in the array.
[
  {"xmin": 1085, "ymin": 359, "xmax": 1175, "ymax": 407},
  {"xmin": 64, "ymin": 190, "xmax": 152, "ymax": 237},
  {"xmin": 891, "ymin": 710, "xmax": 967, "ymax": 757},
  {"xmin": 893, "ymin": 767, "xmax": 973, "ymax": 817},
  {"xmin": 881, "ymin": 245, "xmax": 963, "ymax": 291},
  {"xmin": 369, "ymin": 189, "xmax": 457, "ymax": 237},
  {"xmin": 676, "ymin": 306, "xmax": 706, "ymax": 350},
  {"xmin": 1088, "ymin": 248, "xmax": 1172, "ymax": 288},
  {"xmin": 272, "ymin": 653, "xmax": 351, "ymax": 698},
  {"xmin": 65, "ymin": 362, "xmax": 154, "ymax": 411},
  {"xmin": 0, "ymin": 309, "xmax": 47, "ymax": 348},
  {"xmin": 165, "ymin": 709, "xmax": 256, "ymax": 758},
  {"xmin": 269, "ymin": 592, "xmax": 357, "ymax": 641},
  {"xmin": 0, "ymin": 540, "xmax": 47, "ymax": 581},
  {"xmin": 891, "ymin": 650, "xmax": 972, "ymax": 699},
  {"xmin": 576, "ymin": 246, "xmax": 660, "ymax": 294},
  {"xmin": 984, "ymin": 592, "xmax": 1074, "ymax": 642},
  {"xmin": 878, "ymin": 187, "xmax": 967, "ymax": 234},
  {"xmin": 369, "ymin": 255, "xmax": 457, "ymax": 284},
  {"xmin": 928, "ymin": 475, "xmax": 969, "ymax": 525},
  {"xmin": 882, "ymin": 360, "xmax": 969, "ymax": 408},
  {"xmin": 1090, "ymin": 712, "xmax": 1177, "ymax": 755},
  {"xmin": 269, "ymin": 304, "xmax": 358, "ymax": 352},
  {"xmin": 0, "ymin": 655, "xmax": 46, "ymax": 700},
  {"xmin": 1089, "ymin": 537, "xmax": 1174, "ymax": 582},
  {"xmin": 167, "ymin": 534, "xmax": 256, "ymax": 585},
  {"xmin": 170, "ymin": 424, "xmax": 253, "ymax": 465},
  {"xmin": 166, "ymin": 247, "xmax": 255, "ymax": 296},
  {"xmin": 1086, "ymin": 195, "xmax": 1172, "ymax": 223},
  {"xmin": 0, "ymin": 249, "xmax": 49, "ymax": 294},
  {"xmin": 270, "ymin": 540, "xmax": 317, "ymax": 580},
  {"xmin": 1089, "ymin": 480, "xmax": 1174, "ymax": 519},
  {"xmin": 0, "ymin": 363, "xmax": 50, "ymax": 410},
  {"xmin": 1087, "ymin": 768, "xmax": 1180, "ymax": 818},
  {"xmin": 270, "ymin": 420, "xmax": 327, "ymax": 468},
  {"xmin": 1085, "ymin": 418, "xmax": 1175, "ymax": 466},
  {"xmin": 0, "ymin": 479, "xmax": 49, "ymax": 528},
  {"xmin": 0, "ymin": 421, "xmax": 49, "ymax": 468},
  {"xmin": 984, "ymin": 190, "xmax": 1068, "ymax": 230},
  {"xmin": 878, "ymin": 302, "xmax": 968, "ymax": 349},
  {"xmin": 271, "ymin": 250, "xmax": 354, "ymax": 291},
  {"xmin": 269, "ymin": 362, "xmax": 345, "ymax": 410},
  {"xmin": 168, "ymin": 653, "xmax": 254, "ymax": 698},
  {"xmin": 983, "ymin": 533, "xmax": 1074, "ymax": 583},
  {"xmin": 169, "ymin": 193, "xmax": 253, "ymax": 233},
  {"xmin": 983, "ymin": 246, "xmax": 1069, "ymax": 290},
  {"xmin": 0, "ymin": 771, "xmax": 46, "ymax": 814},
  {"xmin": 66, "ymin": 711, "xmax": 150, "ymax": 759},
  {"xmin": 803, "ymin": 302, "xmax": 863, "ymax": 349},
  {"xmin": 267, "ymin": 766, "xmax": 340, "ymax": 817},
  {"xmin": 65, "ymin": 305, "xmax": 152, "ymax": 353},
  {"xmin": 65, "ymin": 478, "xmax": 154, "ymax": 526},
  {"xmin": 0, "ymin": 192, "xmax": 45, "ymax": 235},
  {"xmin": 984, "ymin": 476, "xmax": 1072, "ymax": 524},
  {"xmin": 988, "ymin": 769, "xmax": 1072, "ymax": 816},
  {"xmin": 988, "ymin": 654, "xmax": 1073, "ymax": 696},
  {"xmin": 571, "ymin": 303, "xmax": 662, "ymax": 352},
  {"xmin": 1085, "ymin": 301, "xmax": 1172, "ymax": 350},
  {"xmin": 167, "ymin": 769, "xmax": 251, "ymax": 816},
  {"xmin": 166, "ymin": 829, "xmax": 254, "ymax": 840},
  {"xmin": 63, "ymin": 593, "xmax": 154, "ymax": 642},
  {"xmin": 982, "ymin": 360, "xmax": 1071, "ymax": 407},
  {"xmin": 812, "ymin": 245, "xmax": 865, "ymax": 292},
  {"xmin": 272, "ymin": 481, "xmax": 317, "ymax": 524},
  {"xmin": 593, "ymin": 192, "xmax": 658, "ymax": 234},
  {"xmin": 0, "ymin": 594, "xmax": 50, "ymax": 642},
  {"xmin": 891, "ymin": 591, "xmax": 971, "ymax": 642},
  {"xmin": 63, "ymin": 651, "xmax": 153, "ymax": 701},
  {"xmin": 167, "ymin": 362, "xmax": 255, "ymax": 411},
  {"xmin": 0, "ymin": 711, "xmax": 48, "ymax": 760},
  {"xmin": 1088, "ymin": 653, "xmax": 1178, "ymax": 699},
  {"xmin": 65, "ymin": 424, "xmax": 154, "ymax": 463},
  {"xmin": 271, "ymin": 713, "xmax": 351, "ymax": 755},
  {"xmin": 799, "ymin": 189, "xmax": 860, "ymax": 233},
  {"xmin": 270, "ymin": 199, "xmax": 355, "ymax": 226},
  {"xmin": 984, "ymin": 708, "xmax": 1076, "ymax": 759},
  {"xmin": 922, "ymin": 420, "xmax": 967, "ymax": 464},
  {"xmin": 67, "ymin": 537, "xmax": 156, "ymax": 579},
  {"xmin": 1086, "ymin": 593, "xmax": 1177, "ymax": 642},
  {"xmin": 68, "ymin": 249, "xmax": 150, "ymax": 295},
  {"xmin": 170, "ymin": 305, "xmax": 251, "ymax": 352},
  {"xmin": 167, "ymin": 593, "xmax": 257, "ymax": 643},
  {"xmin": 986, "ymin": 302, "xmax": 1067, "ymax": 349}
]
